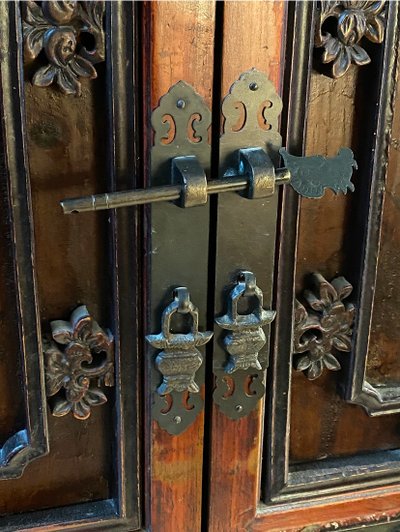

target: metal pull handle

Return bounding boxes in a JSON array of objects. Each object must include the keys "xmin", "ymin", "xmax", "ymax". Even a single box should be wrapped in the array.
[
  {"xmin": 60, "ymin": 148, "xmax": 291, "ymax": 214},
  {"xmin": 146, "ymin": 287, "xmax": 213, "ymax": 435},
  {"xmin": 213, "ymin": 271, "xmax": 275, "ymax": 419}
]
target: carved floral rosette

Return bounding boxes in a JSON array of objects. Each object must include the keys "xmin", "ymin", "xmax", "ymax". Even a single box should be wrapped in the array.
[
  {"xmin": 293, "ymin": 273, "xmax": 355, "ymax": 380},
  {"xmin": 315, "ymin": 1, "xmax": 386, "ymax": 78},
  {"xmin": 22, "ymin": 1, "xmax": 105, "ymax": 96},
  {"xmin": 44, "ymin": 305, "xmax": 114, "ymax": 420}
]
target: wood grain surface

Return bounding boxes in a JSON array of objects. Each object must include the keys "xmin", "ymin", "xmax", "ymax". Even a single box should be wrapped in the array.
[
  {"xmin": 0, "ymin": 76, "xmax": 112, "ymax": 513},
  {"xmin": 207, "ymin": 2, "xmax": 287, "ymax": 530},
  {"xmin": 291, "ymin": 66, "xmax": 400, "ymax": 463},
  {"xmin": 141, "ymin": 2, "xmax": 215, "ymax": 531}
]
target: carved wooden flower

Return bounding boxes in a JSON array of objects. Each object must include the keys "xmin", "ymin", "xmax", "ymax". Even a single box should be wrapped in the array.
[
  {"xmin": 44, "ymin": 306, "xmax": 114, "ymax": 420},
  {"xmin": 22, "ymin": 0, "xmax": 105, "ymax": 96},
  {"xmin": 315, "ymin": 1, "xmax": 386, "ymax": 78},
  {"xmin": 293, "ymin": 274, "xmax": 355, "ymax": 380}
]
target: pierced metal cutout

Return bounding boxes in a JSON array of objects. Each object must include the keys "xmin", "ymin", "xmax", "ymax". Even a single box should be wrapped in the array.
[
  {"xmin": 293, "ymin": 274, "xmax": 355, "ymax": 381},
  {"xmin": 22, "ymin": 1, "xmax": 105, "ymax": 96},
  {"xmin": 58, "ymin": 69, "xmax": 358, "ymax": 428},
  {"xmin": 315, "ymin": 1, "xmax": 386, "ymax": 78},
  {"xmin": 146, "ymin": 288, "xmax": 213, "ymax": 435},
  {"xmin": 44, "ymin": 306, "xmax": 114, "ymax": 420},
  {"xmin": 211, "ymin": 69, "xmax": 283, "ymax": 423},
  {"xmin": 214, "ymin": 271, "xmax": 275, "ymax": 419}
]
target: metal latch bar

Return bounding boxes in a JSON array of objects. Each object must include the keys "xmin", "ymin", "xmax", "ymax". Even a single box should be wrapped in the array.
[{"xmin": 61, "ymin": 160, "xmax": 291, "ymax": 214}]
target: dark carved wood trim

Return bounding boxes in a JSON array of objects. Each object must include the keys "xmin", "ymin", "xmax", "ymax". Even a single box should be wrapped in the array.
[
  {"xmin": 293, "ymin": 273, "xmax": 355, "ymax": 381},
  {"xmin": 263, "ymin": 0, "xmax": 400, "ymax": 511},
  {"xmin": 0, "ymin": 1, "xmax": 49, "ymax": 480},
  {"xmin": 44, "ymin": 305, "xmax": 115, "ymax": 420},
  {"xmin": 262, "ymin": 0, "xmax": 315, "ymax": 503},
  {"xmin": 315, "ymin": 1, "xmax": 386, "ymax": 78},
  {"xmin": 346, "ymin": 0, "xmax": 400, "ymax": 415},
  {"xmin": 0, "ymin": 2, "xmax": 141, "ymax": 529}
]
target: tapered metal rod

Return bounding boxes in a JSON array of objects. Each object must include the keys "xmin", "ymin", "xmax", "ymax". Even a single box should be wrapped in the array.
[{"xmin": 61, "ymin": 168, "xmax": 291, "ymax": 214}]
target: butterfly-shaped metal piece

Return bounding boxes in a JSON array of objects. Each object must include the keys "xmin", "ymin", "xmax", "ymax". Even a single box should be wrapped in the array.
[{"xmin": 280, "ymin": 147, "xmax": 357, "ymax": 199}]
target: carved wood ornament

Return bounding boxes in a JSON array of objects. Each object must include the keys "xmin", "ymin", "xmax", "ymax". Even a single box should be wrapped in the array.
[
  {"xmin": 22, "ymin": 1, "xmax": 105, "ymax": 96},
  {"xmin": 44, "ymin": 306, "xmax": 114, "ymax": 420},
  {"xmin": 315, "ymin": 1, "xmax": 386, "ymax": 78},
  {"xmin": 293, "ymin": 273, "xmax": 355, "ymax": 380}
]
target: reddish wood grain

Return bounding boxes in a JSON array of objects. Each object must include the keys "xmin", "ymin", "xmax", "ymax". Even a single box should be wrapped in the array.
[
  {"xmin": 252, "ymin": 487, "xmax": 400, "ymax": 531},
  {"xmin": 207, "ymin": 2, "xmax": 287, "ymax": 531},
  {"xmin": 142, "ymin": 3, "xmax": 215, "ymax": 531}
]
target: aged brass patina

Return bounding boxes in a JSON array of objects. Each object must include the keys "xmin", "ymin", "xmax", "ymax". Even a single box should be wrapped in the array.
[{"xmin": 146, "ymin": 287, "xmax": 213, "ymax": 435}]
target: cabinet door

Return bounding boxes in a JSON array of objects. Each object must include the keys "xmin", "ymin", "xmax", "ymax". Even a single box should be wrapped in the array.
[
  {"xmin": 0, "ymin": 3, "xmax": 140, "ymax": 529},
  {"xmin": 3, "ymin": 2, "xmax": 400, "ymax": 531},
  {"xmin": 207, "ymin": 2, "xmax": 400, "ymax": 531}
]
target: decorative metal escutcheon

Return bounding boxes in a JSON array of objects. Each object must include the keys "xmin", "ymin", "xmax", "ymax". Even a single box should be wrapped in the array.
[
  {"xmin": 146, "ymin": 287, "xmax": 213, "ymax": 435},
  {"xmin": 214, "ymin": 271, "xmax": 275, "ymax": 419},
  {"xmin": 61, "ymin": 68, "xmax": 358, "ymax": 214}
]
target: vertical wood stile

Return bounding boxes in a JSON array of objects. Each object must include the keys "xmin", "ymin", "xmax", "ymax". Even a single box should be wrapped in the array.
[{"xmin": 141, "ymin": 3, "xmax": 215, "ymax": 531}]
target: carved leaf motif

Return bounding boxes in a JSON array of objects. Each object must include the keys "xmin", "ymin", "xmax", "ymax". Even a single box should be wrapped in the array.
[
  {"xmin": 44, "ymin": 306, "xmax": 114, "ymax": 421},
  {"xmin": 24, "ymin": 0, "xmax": 48, "ymax": 26},
  {"xmin": 32, "ymin": 65, "xmax": 57, "ymax": 87},
  {"xmin": 69, "ymin": 56, "xmax": 97, "ymax": 78},
  {"xmin": 293, "ymin": 274, "xmax": 355, "ymax": 381},
  {"xmin": 365, "ymin": 15, "xmax": 385, "ymax": 42},
  {"xmin": 80, "ymin": 1, "xmax": 104, "ymax": 30},
  {"xmin": 24, "ymin": 27, "xmax": 47, "ymax": 59}
]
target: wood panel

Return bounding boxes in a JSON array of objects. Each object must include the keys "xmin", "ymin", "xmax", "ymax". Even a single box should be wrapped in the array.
[
  {"xmin": 141, "ymin": 2, "xmax": 215, "ymax": 531},
  {"xmin": 368, "ymin": 72, "xmax": 400, "ymax": 385},
  {"xmin": 291, "ymin": 65, "xmax": 400, "ymax": 463},
  {"xmin": 0, "ymin": 74, "xmax": 112, "ymax": 512},
  {"xmin": 207, "ymin": 2, "xmax": 287, "ymax": 530}
]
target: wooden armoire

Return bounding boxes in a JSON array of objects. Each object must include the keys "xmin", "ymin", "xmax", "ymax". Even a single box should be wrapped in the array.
[{"xmin": 1, "ymin": 1, "xmax": 400, "ymax": 530}]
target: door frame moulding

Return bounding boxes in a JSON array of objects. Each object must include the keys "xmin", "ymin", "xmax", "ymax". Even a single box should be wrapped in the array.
[
  {"xmin": 344, "ymin": 0, "xmax": 400, "ymax": 416},
  {"xmin": 263, "ymin": 0, "xmax": 400, "ymax": 514},
  {"xmin": 0, "ymin": 0, "xmax": 49, "ymax": 481},
  {"xmin": 0, "ymin": 2, "xmax": 141, "ymax": 530}
]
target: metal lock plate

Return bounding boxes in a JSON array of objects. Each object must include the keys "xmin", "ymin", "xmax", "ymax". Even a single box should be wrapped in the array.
[
  {"xmin": 146, "ymin": 288, "xmax": 213, "ymax": 434},
  {"xmin": 212, "ymin": 69, "xmax": 282, "ymax": 419},
  {"xmin": 58, "ymin": 68, "xmax": 357, "ymax": 430},
  {"xmin": 214, "ymin": 272, "xmax": 275, "ymax": 419},
  {"xmin": 146, "ymin": 81, "xmax": 212, "ymax": 435}
]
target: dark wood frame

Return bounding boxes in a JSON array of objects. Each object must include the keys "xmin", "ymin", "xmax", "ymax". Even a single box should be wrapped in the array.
[
  {"xmin": 0, "ymin": 0, "xmax": 49, "ymax": 481},
  {"xmin": 345, "ymin": 1, "xmax": 400, "ymax": 416},
  {"xmin": 0, "ymin": 3, "xmax": 141, "ymax": 529},
  {"xmin": 263, "ymin": 1, "xmax": 400, "ymax": 508}
]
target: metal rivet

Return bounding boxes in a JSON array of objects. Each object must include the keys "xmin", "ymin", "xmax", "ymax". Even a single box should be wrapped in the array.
[
  {"xmin": 249, "ymin": 82, "xmax": 258, "ymax": 91},
  {"xmin": 235, "ymin": 405, "xmax": 243, "ymax": 412},
  {"xmin": 173, "ymin": 415, "xmax": 182, "ymax": 424},
  {"xmin": 176, "ymin": 99, "xmax": 186, "ymax": 109}
]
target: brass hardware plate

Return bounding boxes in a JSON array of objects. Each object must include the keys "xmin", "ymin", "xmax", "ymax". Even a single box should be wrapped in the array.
[
  {"xmin": 59, "ymin": 69, "xmax": 358, "ymax": 429},
  {"xmin": 146, "ymin": 81, "xmax": 212, "ymax": 435},
  {"xmin": 212, "ymin": 68, "xmax": 282, "ymax": 418},
  {"xmin": 280, "ymin": 148, "xmax": 357, "ymax": 198},
  {"xmin": 214, "ymin": 271, "xmax": 275, "ymax": 418},
  {"xmin": 146, "ymin": 288, "xmax": 213, "ymax": 434}
]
